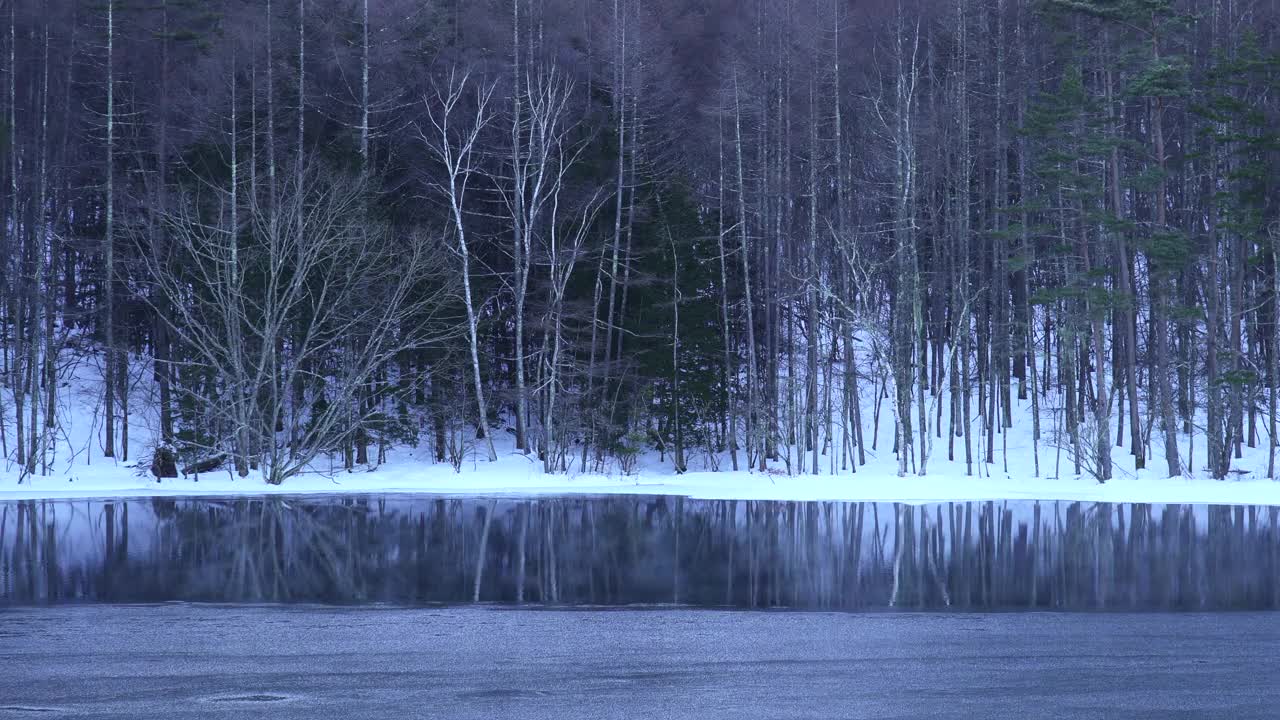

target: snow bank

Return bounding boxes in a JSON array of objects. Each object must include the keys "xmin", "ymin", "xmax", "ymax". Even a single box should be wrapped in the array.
[
  {"xmin": 3, "ymin": 352, "xmax": 1279, "ymax": 505},
  {"xmin": 3, "ymin": 443, "xmax": 1279, "ymax": 505}
]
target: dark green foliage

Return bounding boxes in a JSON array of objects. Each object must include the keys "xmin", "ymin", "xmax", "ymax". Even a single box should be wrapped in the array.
[{"xmin": 613, "ymin": 184, "xmax": 722, "ymax": 455}]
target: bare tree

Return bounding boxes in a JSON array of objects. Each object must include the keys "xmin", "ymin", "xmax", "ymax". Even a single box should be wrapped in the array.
[
  {"xmin": 732, "ymin": 66, "xmax": 762, "ymax": 472},
  {"xmin": 541, "ymin": 184, "xmax": 604, "ymax": 473},
  {"xmin": 715, "ymin": 104, "xmax": 738, "ymax": 471},
  {"xmin": 503, "ymin": 65, "xmax": 577, "ymax": 459},
  {"xmin": 137, "ymin": 167, "xmax": 450, "ymax": 484},
  {"xmin": 420, "ymin": 70, "xmax": 499, "ymax": 462}
]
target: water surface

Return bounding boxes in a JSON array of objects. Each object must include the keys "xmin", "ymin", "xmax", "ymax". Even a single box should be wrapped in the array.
[
  {"xmin": 2, "ymin": 496, "xmax": 1277, "ymax": 609},
  {"xmin": 1, "ymin": 605, "xmax": 1277, "ymax": 719}
]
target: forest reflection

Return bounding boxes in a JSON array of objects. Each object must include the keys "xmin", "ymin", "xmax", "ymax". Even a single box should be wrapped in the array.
[{"xmin": 2, "ymin": 497, "xmax": 1278, "ymax": 610}]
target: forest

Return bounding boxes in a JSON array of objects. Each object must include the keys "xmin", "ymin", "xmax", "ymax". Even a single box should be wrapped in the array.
[{"xmin": 0, "ymin": 0, "xmax": 1277, "ymax": 486}]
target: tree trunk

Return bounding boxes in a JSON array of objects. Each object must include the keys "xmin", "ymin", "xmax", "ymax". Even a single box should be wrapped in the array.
[
  {"xmin": 716, "ymin": 107, "xmax": 738, "ymax": 471},
  {"xmin": 103, "ymin": 0, "xmax": 117, "ymax": 459},
  {"xmin": 1150, "ymin": 91, "xmax": 1181, "ymax": 477},
  {"xmin": 733, "ymin": 68, "xmax": 760, "ymax": 471}
]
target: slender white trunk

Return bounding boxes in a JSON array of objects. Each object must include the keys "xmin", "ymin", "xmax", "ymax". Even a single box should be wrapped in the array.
[
  {"xmin": 1270, "ymin": 222, "xmax": 1279, "ymax": 479},
  {"xmin": 732, "ymin": 68, "xmax": 760, "ymax": 470},
  {"xmin": 456, "ymin": 214, "xmax": 496, "ymax": 462},
  {"xmin": 266, "ymin": 0, "xmax": 277, "ymax": 216},
  {"xmin": 600, "ymin": 0, "xmax": 626, "ymax": 451},
  {"xmin": 667, "ymin": 223, "xmax": 685, "ymax": 473},
  {"xmin": 807, "ymin": 79, "xmax": 819, "ymax": 476},
  {"xmin": 716, "ymin": 108, "xmax": 738, "ymax": 471},
  {"xmin": 511, "ymin": 0, "xmax": 530, "ymax": 452},
  {"xmin": 426, "ymin": 76, "xmax": 498, "ymax": 462},
  {"xmin": 103, "ymin": 0, "xmax": 117, "ymax": 459},
  {"xmin": 30, "ymin": 25, "xmax": 51, "ymax": 474},
  {"xmin": 360, "ymin": 0, "xmax": 368, "ymax": 163}
]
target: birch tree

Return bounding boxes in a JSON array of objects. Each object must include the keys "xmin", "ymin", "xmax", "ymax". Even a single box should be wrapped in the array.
[{"xmin": 420, "ymin": 71, "xmax": 499, "ymax": 462}]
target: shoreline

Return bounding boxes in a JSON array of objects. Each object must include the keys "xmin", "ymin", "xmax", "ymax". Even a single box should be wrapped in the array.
[{"xmin": 4, "ymin": 468, "xmax": 1279, "ymax": 506}]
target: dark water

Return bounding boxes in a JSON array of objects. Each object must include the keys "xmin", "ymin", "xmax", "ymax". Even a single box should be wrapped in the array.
[{"xmin": 2, "ymin": 496, "xmax": 1278, "ymax": 610}]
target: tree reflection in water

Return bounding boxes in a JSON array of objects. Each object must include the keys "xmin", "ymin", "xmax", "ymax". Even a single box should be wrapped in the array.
[{"xmin": 2, "ymin": 497, "xmax": 1278, "ymax": 610}]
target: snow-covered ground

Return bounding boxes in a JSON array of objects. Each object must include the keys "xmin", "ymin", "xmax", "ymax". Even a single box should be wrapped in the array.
[
  {"xmin": 2, "ymin": 352, "xmax": 1279, "ymax": 505},
  {"xmin": 4, "ymin": 449, "xmax": 1280, "ymax": 505}
]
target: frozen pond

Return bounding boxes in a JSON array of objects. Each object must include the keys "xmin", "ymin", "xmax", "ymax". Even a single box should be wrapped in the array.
[{"xmin": 1, "ymin": 605, "xmax": 1277, "ymax": 718}]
